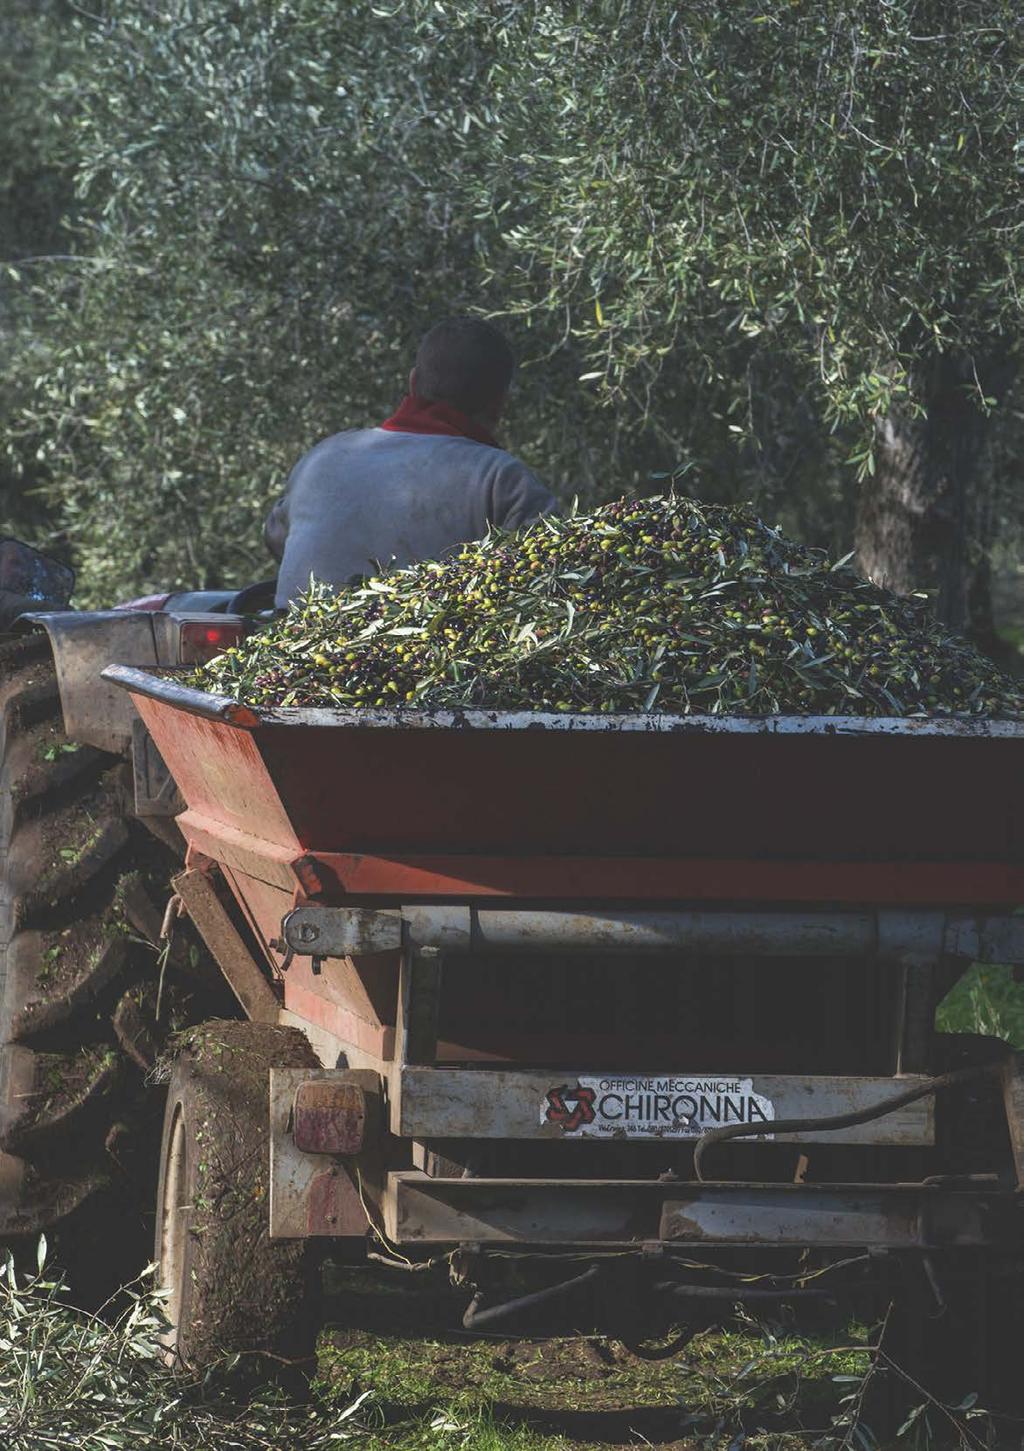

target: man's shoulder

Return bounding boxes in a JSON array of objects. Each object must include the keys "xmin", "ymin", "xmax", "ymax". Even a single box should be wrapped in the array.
[
  {"xmin": 289, "ymin": 428, "xmax": 549, "ymax": 507},
  {"xmin": 300, "ymin": 427, "xmax": 379, "ymax": 460},
  {"xmin": 287, "ymin": 428, "xmax": 382, "ymax": 481},
  {"xmin": 298, "ymin": 427, "xmax": 498, "ymax": 464},
  {"xmin": 430, "ymin": 436, "xmax": 542, "ymax": 484}
]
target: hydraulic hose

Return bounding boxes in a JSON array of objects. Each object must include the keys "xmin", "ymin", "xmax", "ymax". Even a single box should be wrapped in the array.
[
  {"xmin": 462, "ymin": 1263, "xmax": 601, "ymax": 1332},
  {"xmin": 693, "ymin": 1059, "xmax": 1004, "ymax": 1182}
]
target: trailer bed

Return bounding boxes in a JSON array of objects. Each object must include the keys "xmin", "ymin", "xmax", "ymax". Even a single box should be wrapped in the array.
[{"xmin": 108, "ymin": 665, "xmax": 1024, "ymax": 907}]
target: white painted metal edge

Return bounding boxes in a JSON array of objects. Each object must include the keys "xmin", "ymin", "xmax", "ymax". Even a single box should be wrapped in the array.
[
  {"xmin": 396, "ymin": 1067, "xmax": 934, "ymax": 1146},
  {"xmin": 255, "ymin": 705, "xmax": 1024, "ymax": 737}
]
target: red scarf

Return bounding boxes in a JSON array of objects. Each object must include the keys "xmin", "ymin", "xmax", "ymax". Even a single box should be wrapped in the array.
[{"xmin": 380, "ymin": 394, "xmax": 499, "ymax": 449}]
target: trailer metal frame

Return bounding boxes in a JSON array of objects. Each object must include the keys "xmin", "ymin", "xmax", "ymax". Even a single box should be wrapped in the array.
[{"xmin": 107, "ymin": 664, "xmax": 1024, "ymax": 1360}]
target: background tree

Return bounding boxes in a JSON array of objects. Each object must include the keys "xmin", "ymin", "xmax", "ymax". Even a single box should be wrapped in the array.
[
  {"xmin": 0, "ymin": 0, "xmax": 75, "ymax": 548},
  {"xmin": 6, "ymin": 0, "xmax": 1022, "ymax": 631},
  {"xmin": 459, "ymin": 1, "xmax": 1024, "ymax": 638}
]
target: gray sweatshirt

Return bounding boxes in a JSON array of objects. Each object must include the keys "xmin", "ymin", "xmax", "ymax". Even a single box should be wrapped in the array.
[{"xmin": 267, "ymin": 428, "xmax": 557, "ymax": 607}]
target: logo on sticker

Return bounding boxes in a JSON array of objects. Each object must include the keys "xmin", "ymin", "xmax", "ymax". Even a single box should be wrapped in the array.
[
  {"xmin": 541, "ymin": 1077, "xmax": 774, "ymax": 1139},
  {"xmin": 543, "ymin": 1083, "xmax": 597, "ymax": 1132}
]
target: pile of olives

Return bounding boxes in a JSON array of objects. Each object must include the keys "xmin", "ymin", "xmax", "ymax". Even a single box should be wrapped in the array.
[{"xmin": 194, "ymin": 495, "xmax": 1024, "ymax": 717}]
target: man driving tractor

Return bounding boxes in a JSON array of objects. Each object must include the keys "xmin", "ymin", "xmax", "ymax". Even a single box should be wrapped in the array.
[{"xmin": 265, "ymin": 316, "xmax": 557, "ymax": 605}]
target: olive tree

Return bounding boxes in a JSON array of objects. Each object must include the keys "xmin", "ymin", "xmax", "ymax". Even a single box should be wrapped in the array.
[
  {"xmin": 10, "ymin": 0, "xmax": 1023, "ymax": 625},
  {"xmin": 455, "ymin": 1, "xmax": 1024, "ymax": 637},
  {"xmin": 0, "ymin": 0, "xmax": 76, "ymax": 547}
]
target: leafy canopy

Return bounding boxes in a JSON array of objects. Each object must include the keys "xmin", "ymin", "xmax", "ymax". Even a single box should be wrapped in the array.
[{"xmin": 6, "ymin": 0, "xmax": 1022, "ymax": 602}]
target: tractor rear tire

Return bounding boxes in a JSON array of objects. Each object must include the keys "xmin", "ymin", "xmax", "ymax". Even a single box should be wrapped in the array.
[
  {"xmin": 0, "ymin": 632, "xmax": 232, "ymax": 1300},
  {"xmin": 155, "ymin": 1020, "xmax": 322, "ymax": 1382}
]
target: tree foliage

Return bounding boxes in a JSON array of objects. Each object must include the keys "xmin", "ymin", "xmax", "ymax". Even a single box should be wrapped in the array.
[
  {"xmin": 0, "ymin": 0, "xmax": 76, "ymax": 545},
  {"xmin": 5, "ymin": 0, "xmax": 1023, "ymax": 604}
]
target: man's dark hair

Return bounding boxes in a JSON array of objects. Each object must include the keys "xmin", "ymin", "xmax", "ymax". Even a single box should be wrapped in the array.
[{"xmin": 414, "ymin": 316, "xmax": 515, "ymax": 415}]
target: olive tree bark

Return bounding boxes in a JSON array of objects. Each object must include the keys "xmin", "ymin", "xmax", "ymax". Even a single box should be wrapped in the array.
[{"xmin": 854, "ymin": 352, "xmax": 1011, "ymax": 655}]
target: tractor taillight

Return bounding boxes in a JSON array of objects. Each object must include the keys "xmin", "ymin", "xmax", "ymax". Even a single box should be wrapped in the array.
[
  {"xmin": 292, "ymin": 1077, "xmax": 380, "ymax": 1156},
  {"xmin": 176, "ymin": 619, "xmax": 247, "ymax": 663}
]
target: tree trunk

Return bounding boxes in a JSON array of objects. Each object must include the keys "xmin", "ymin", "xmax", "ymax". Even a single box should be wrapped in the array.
[{"xmin": 854, "ymin": 351, "xmax": 1011, "ymax": 653}]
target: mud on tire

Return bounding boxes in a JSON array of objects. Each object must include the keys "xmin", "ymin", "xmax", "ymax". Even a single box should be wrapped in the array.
[
  {"xmin": 0, "ymin": 632, "xmax": 233, "ymax": 1299},
  {"xmin": 156, "ymin": 1020, "xmax": 321, "ymax": 1380}
]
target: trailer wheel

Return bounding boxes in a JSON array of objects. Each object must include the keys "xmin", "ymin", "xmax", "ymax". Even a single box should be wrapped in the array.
[
  {"xmin": 156, "ymin": 1020, "xmax": 321, "ymax": 1381},
  {"xmin": 0, "ymin": 632, "xmax": 231, "ymax": 1298}
]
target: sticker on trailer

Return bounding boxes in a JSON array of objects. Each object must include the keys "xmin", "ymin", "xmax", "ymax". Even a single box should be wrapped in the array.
[{"xmin": 541, "ymin": 1077, "xmax": 775, "ymax": 1139}]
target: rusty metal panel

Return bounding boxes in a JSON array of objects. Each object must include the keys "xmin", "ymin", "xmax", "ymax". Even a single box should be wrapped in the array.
[
  {"xmin": 183, "ymin": 819, "xmax": 300, "ymax": 893},
  {"xmin": 385, "ymin": 1171, "xmax": 1010, "ymax": 1247},
  {"xmin": 121, "ymin": 682, "xmax": 300, "ymax": 857},
  {"xmin": 660, "ymin": 1188, "xmax": 996, "ymax": 1247},
  {"xmin": 269, "ymin": 1067, "xmax": 368, "ymax": 1239},
  {"xmin": 216, "ymin": 866, "xmax": 295, "ymax": 976},
  {"xmin": 282, "ymin": 978, "xmax": 394, "ymax": 1063},
  {"xmin": 661, "ymin": 1191, "xmax": 917, "ymax": 1246},
  {"xmin": 110, "ymin": 666, "xmax": 1024, "ymax": 909},
  {"xmin": 396, "ymin": 950, "xmax": 442, "ymax": 1067},
  {"xmin": 386, "ymin": 1171, "xmax": 660, "ymax": 1244},
  {"xmin": 395, "ymin": 1068, "xmax": 933, "ymax": 1146},
  {"xmin": 277, "ymin": 1006, "xmax": 391, "ymax": 1075},
  {"xmin": 288, "ymin": 853, "xmax": 1024, "ymax": 908},
  {"xmin": 172, "ymin": 867, "xmax": 280, "ymax": 1023}
]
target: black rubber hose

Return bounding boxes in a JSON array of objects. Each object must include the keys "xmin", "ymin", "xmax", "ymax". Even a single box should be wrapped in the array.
[
  {"xmin": 693, "ymin": 1059, "xmax": 1004, "ymax": 1182},
  {"xmin": 622, "ymin": 1281, "xmax": 829, "ymax": 1361},
  {"xmin": 621, "ymin": 1328, "xmax": 698, "ymax": 1360},
  {"xmin": 462, "ymin": 1263, "xmax": 601, "ymax": 1332}
]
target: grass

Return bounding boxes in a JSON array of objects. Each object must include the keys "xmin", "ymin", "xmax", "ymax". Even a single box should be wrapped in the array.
[
  {"xmin": 2, "ymin": 1245, "xmax": 1008, "ymax": 1451},
  {"xmin": 937, "ymin": 963, "xmax": 1024, "ymax": 1047},
  {"xmin": 0, "ymin": 1245, "xmax": 562, "ymax": 1451},
  {"xmin": 317, "ymin": 1316, "xmax": 874, "ymax": 1449}
]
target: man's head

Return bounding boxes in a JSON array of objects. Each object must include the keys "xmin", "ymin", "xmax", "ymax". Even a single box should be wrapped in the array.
[{"xmin": 410, "ymin": 316, "xmax": 516, "ymax": 428}]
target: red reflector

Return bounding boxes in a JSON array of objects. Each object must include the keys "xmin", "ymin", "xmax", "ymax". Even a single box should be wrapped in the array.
[
  {"xmin": 177, "ymin": 619, "xmax": 247, "ymax": 663},
  {"xmin": 293, "ymin": 1080, "xmax": 368, "ymax": 1156}
]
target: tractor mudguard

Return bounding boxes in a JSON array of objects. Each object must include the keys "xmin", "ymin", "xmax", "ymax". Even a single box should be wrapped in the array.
[{"xmin": 20, "ymin": 611, "xmax": 159, "ymax": 754}]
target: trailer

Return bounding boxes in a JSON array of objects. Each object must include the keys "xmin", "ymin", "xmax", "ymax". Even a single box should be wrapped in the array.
[{"xmin": 92, "ymin": 662, "xmax": 1024, "ymax": 1411}]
